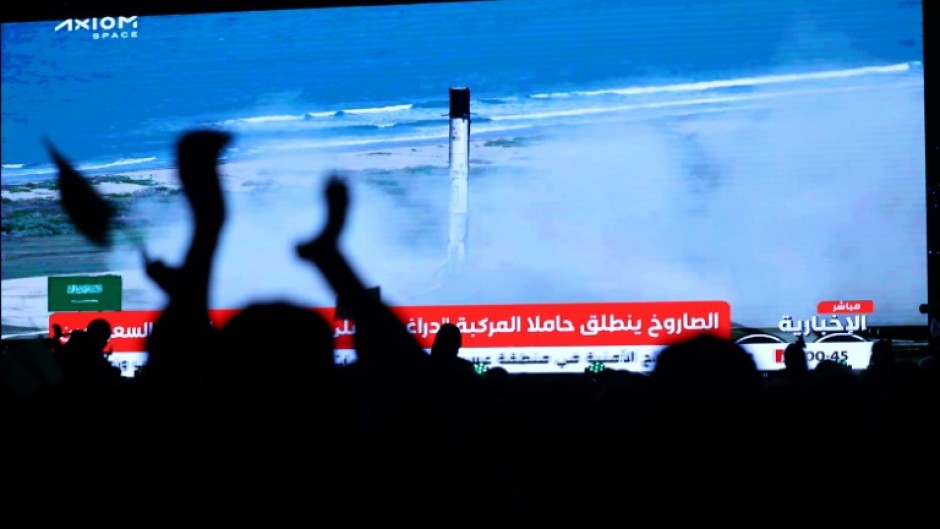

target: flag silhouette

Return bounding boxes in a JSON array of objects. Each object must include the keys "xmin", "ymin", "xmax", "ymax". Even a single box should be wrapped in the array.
[{"xmin": 45, "ymin": 140, "xmax": 115, "ymax": 247}]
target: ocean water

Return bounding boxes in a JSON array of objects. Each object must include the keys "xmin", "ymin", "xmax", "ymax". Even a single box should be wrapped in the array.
[{"xmin": 0, "ymin": 0, "xmax": 924, "ymax": 180}]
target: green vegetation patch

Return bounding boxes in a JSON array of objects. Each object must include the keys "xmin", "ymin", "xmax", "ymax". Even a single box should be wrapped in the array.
[
  {"xmin": 90, "ymin": 174, "xmax": 158, "ymax": 186},
  {"xmin": 3, "ymin": 180, "xmax": 59, "ymax": 193}
]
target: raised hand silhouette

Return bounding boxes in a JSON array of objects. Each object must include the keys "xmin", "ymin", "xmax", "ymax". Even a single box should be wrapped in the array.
[
  {"xmin": 296, "ymin": 175, "xmax": 427, "ymax": 369},
  {"xmin": 141, "ymin": 249, "xmax": 181, "ymax": 295},
  {"xmin": 297, "ymin": 174, "xmax": 348, "ymax": 261},
  {"xmin": 176, "ymin": 130, "xmax": 230, "ymax": 230}
]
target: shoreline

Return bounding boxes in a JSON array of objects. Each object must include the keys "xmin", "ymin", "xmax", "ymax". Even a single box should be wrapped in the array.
[
  {"xmin": 1, "ymin": 132, "xmax": 540, "ymax": 202},
  {"xmin": 0, "ymin": 125, "xmax": 544, "ymax": 185}
]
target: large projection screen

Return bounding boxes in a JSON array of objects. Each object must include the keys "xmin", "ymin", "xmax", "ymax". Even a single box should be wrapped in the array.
[{"xmin": 1, "ymin": 0, "xmax": 932, "ymax": 374}]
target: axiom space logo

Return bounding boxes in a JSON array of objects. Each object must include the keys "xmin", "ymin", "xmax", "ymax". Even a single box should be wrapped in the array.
[{"xmin": 54, "ymin": 17, "xmax": 138, "ymax": 40}]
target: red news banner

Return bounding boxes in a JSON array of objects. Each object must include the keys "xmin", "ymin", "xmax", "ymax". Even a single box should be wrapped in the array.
[{"xmin": 50, "ymin": 301, "xmax": 731, "ymax": 353}]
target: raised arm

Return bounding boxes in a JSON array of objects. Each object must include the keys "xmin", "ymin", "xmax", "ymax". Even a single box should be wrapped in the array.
[
  {"xmin": 296, "ymin": 176, "xmax": 428, "ymax": 370},
  {"xmin": 144, "ymin": 131, "xmax": 230, "ymax": 383}
]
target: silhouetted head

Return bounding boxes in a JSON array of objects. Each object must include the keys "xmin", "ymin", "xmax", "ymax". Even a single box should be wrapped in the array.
[
  {"xmin": 815, "ymin": 358, "xmax": 853, "ymax": 376},
  {"xmin": 647, "ymin": 334, "xmax": 764, "ymax": 503},
  {"xmin": 650, "ymin": 334, "xmax": 763, "ymax": 424},
  {"xmin": 653, "ymin": 334, "xmax": 759, "ymax": 381},
  {"xmin": 483, "ymin": 365, "xmax": 510, "ymax": 381},
  {"xmin": 431, "ymin": 323, "xmax": 462, "ymax": 359},
  {"xmin": 85, "ymin": 318, "xmax": 112, "ymax": 352},
  {"xmin": 216, "ymin": 302, "xmax": 336, "ymax": 390},
  {"xmin": 868, "ymin": 339, "xmax": 895, "ymax": 371},
  {"xmin": 64, "ymin": 329, "xmax": 88, "ymax": 350},
  {"xmin": 209, "ymin": 302, "xmax": 345, "ymax": 472},
  {"xmin": 784, "ymin": 342, "xmax": 808, "ymax": 374}
]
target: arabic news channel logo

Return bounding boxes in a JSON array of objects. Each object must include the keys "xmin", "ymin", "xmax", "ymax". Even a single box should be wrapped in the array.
[{"xmin": 54, "ymin": 17, "xmax": 138, "ymax": 40}]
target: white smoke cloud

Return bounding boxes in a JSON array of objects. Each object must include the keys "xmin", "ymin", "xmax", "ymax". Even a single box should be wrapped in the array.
[{"xmin": 111, "ymin": 76, "xmax": 926, "ymax": 327}]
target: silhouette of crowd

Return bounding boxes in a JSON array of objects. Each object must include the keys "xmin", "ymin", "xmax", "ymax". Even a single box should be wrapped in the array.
[{"xmin": 3, "ymin": 130, "xmax": 938, "ymax": 523}]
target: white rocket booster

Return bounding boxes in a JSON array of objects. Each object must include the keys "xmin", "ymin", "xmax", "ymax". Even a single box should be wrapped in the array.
[{"xmin": 448, "ymin": 87, "xmax": 470, "ymax": 269}]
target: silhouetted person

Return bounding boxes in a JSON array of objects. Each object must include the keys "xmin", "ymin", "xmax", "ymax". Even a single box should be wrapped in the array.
[
  {"xmin": 785, "ymin": 340, "xmax": 808, "ymax": 373},
  {"xmin": 798, "ymin": 357, "xmax": 871, "ymax": 522},
  {"xmin": 868, "ymin": 339, "xmax": 895, "ymax": 373},
  {"xmin": 296, "ymin": 176, "xmax": 517, "ymax": 517},
  {"xmin": 44, "ymin": 323, "xmax": 65, "ymax": 356},
  {"xmin": 133, "ymin": 132, "xmax": 232, "ymax": 466},
  {"xmin": 642, "ymin": 334, "xmax": 765, "ymax": 519},
  {"xmin": 130, "ymin": 131, "xmax": 233, "ymax": 500},
  {"xmin": 57, "ymin": 318, "xmax": 121, "ymax": 388},
  {"xmin": 199, "ymin": 301, "xmax": 358, "ymax": 503},
  {"xmin": 208, "ymin": 301, "xmax": 340, "ymax": 430},
  {"xmin": 427, "ymin": 321, "xmax": 485, "ymax": 452},
  {"xmin": 430, "ymin": 323, "xmax": 476, "ymax": 375}
]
